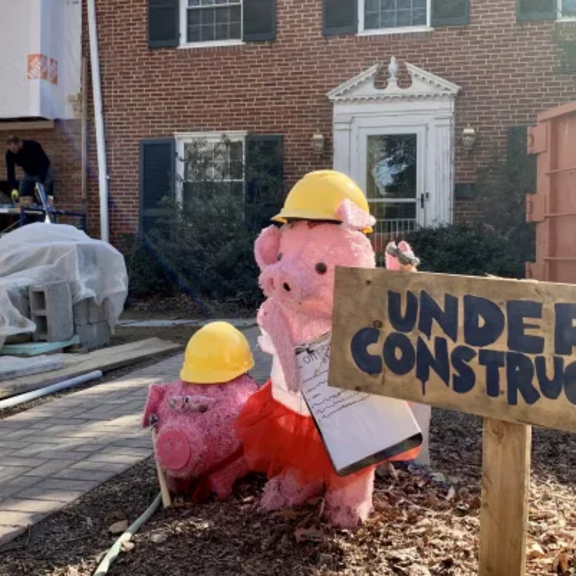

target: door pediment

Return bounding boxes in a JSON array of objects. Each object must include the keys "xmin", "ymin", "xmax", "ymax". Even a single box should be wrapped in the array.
[{"xmin": 327, "ymin": 57, "xmax": 461, "ymax": 103}]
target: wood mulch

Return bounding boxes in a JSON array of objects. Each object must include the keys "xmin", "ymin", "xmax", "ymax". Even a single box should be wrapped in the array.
[{"xmin": 0, "ymin": 409, "xmax": 575, "ymax": 576}]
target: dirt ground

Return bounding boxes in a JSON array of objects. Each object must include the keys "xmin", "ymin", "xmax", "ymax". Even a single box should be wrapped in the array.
[{"xmin": 1, "ymin": 409, "xmax": 575, "ymax": 576}]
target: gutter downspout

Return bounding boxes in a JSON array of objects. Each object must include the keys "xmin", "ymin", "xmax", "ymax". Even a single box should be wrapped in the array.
[{"xmin": 87, "ymin": 0, "xmax": 109, "ymax": 243}]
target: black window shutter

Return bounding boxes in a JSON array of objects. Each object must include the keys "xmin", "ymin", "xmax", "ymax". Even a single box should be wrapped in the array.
[
  {"xmin": 243, "ymin": 0, "xmax": 277, "ymax": 42},
  {"xmin": 507, "ymin": 126, "xmax": 537, "ymax": 193},
  {"xmin": 139, "ymin": 138, "xmax": 176, "ymax": 236},
  {"xmin": 323, "ymin": 0, "xmax": 358, "ymax": 36},
  {"xmin": 148, "ymin": 0, "xmax": 180, "ymax": 48},
  {"xmin": 517, "ymin": 0, "xmax": 556, "ymax": 22},
  {"xmin": 245, "ymin": 135, "xmax": 284, "ymax": 231},
  {"xmin": 431, "ymin": 0, "xmax": 470, "ymax": 27}
]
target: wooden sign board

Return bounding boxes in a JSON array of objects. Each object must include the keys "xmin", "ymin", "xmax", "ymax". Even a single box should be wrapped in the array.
[
  {"xmin": 329, "ymin": 267, "xmax": 576, "ymax": 576},
  {"xmin": 329, "ymin": 267, "xmax": 576, "ymax": 434}
]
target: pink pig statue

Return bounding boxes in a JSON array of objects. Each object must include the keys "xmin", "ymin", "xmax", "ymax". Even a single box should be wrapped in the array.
[
  {"xmin": 236, "ymin": 195, "xmax": 421, "ymax": 528},
  {"xmin": 143, "ymin": 322, "xmax": 259, "ymax": 502},
  {"xmin": 143, "ymin": 377, "xmax": 258, "ymax": 502}
]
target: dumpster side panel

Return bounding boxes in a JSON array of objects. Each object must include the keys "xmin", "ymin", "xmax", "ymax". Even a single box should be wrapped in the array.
[{"xmin": 527, "ymin": 102, "xmax": 576, "ymax": 284}]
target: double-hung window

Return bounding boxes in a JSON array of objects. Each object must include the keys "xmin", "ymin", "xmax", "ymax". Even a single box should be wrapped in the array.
[
  {"xmin": 185, "ymin": 0, "xmax": 242, "ymax": 44},
  {"xmin": 177, "ymin": 133, "xmax": 246, "ymax": 204},
  {"xmin": 361, "ymin": 0, "xmax": 429, "ymax": 31}
]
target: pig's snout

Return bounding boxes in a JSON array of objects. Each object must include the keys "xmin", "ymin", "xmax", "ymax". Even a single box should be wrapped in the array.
[
  {"xmin": 156, "ymin": 429, "xmax": 192, "ymax": 472},
  {"xmin": 262, "ymin": 267, "xmax": 301, "ymax": 300}
]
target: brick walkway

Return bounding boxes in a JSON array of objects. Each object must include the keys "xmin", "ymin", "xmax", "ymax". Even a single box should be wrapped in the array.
[{"xmin": 0, "ymin": 326, "xmax": 270, "ymax": 546}]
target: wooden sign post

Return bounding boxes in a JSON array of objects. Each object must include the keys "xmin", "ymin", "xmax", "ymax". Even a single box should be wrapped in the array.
[{"xmin": 329, "ymin": 268, "xmax": 576, "ymax": 576}]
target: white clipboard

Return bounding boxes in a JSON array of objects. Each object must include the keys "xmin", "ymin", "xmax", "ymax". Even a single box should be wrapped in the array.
[{"xmin": 296, "ymin": 333, "xmax": 422, "ymax": 476}]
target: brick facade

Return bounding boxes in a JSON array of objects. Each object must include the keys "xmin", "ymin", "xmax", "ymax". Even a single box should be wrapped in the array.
[{"xmin": 4, "ymin": 0, "xmax": 576, "ymax": 243}]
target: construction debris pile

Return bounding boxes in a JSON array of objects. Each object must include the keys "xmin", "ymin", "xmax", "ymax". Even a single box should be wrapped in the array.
[{"xmin": 0, "ymin": 223, "xmax": 128, "ymax": 354}]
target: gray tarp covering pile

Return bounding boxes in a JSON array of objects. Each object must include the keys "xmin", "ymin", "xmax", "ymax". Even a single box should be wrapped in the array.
[{"xmin": 0, "ymin": 223, "xmax": 128, "ymax": 349}]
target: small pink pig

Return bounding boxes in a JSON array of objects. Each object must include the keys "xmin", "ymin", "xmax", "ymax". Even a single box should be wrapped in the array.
[
  {"xmin": 143, "ymin": 375, "xmax": 258, "ymax": 502},
  {"xmin": 237, "ymin": 198, "xmax": 421, "ymax": 528}
]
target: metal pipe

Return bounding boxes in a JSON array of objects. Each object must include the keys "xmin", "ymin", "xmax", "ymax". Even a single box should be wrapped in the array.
[
  {"xmin": 0, "ymin": 371, "xmax": 103, "ymax": 411},
  {"xmin": 81, "ymin": 56, "xmax": 88, "ymax": 206},
  {"xmin": 94, "ymin": 493, "xmax": 162, "ymax": 576},
  {"xmin": 87, "ymin": 0, "xmax": 109, "ymax": 243}
]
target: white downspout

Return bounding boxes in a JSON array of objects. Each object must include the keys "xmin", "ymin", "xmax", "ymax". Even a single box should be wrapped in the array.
[{"xmin": 87, "ymin": 0, "xmax": 109, "ymax": 243}]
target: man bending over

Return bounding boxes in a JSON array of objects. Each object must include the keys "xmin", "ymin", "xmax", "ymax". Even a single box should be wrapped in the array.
[{"xmin": 5, "ymin": 135, "xmax": 53, "ymax": 203}]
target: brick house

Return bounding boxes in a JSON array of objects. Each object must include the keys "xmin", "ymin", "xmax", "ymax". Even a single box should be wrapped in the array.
[{"xmin": 3, "ymin": 0, "xmax": 576, "ymax": 245}]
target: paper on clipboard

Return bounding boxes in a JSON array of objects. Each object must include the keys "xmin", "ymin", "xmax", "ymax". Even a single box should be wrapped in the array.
[{"xmin": 296, "ymin": 333, "xmax": 422, "ymax": 476}]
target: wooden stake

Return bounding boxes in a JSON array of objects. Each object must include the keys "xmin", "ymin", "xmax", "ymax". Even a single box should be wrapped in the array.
[
  {"xmin": 151, "ymin": 427, "xmax": 172, "ymax": 508},
  {"xmin": 479, "ymin": 418, "xmax": 531, "ymax": 576}
]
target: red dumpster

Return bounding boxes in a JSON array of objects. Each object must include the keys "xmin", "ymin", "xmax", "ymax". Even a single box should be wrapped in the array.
[{"xmin": 527, "ymin": 101, "xmax": 576, "ymax": 283}]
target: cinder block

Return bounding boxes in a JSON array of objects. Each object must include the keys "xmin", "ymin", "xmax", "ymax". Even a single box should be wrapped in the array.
[
  {"xmin": 29, "ymin": 282, "xmax": 73, "ymax": 343},
  {"xmin": 88, "ymin": 299, "xmax": 108, "ymax": 324},
  {"xmin": 74, "ymin": 298, "xmax": 108, "ymax": 326},
  {"xmin": 73, "ymin": 300, "xmax": 90, "ymax": 326},
  {"xmin": 75, "ymin": 322, "xmax": 110, "ymax": 350}
]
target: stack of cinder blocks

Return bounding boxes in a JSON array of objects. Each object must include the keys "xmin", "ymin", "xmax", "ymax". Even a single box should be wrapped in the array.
[
  {"xmin": 73, "ymin": 297, "xmax": 111, "ymax": 350},
  {"xmin": 28, "ymin": 281, "xmax": 111, "ymax": 350}
]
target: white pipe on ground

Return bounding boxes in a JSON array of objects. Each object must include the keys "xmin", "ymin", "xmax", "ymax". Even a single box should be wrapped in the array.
[
  {"xmin": 0, "ymin": 371, "xmax": 103, "ymax": 411},
  {"xmin": 87, "ymin": 0, "xmax": 109, "ymax": 243}
]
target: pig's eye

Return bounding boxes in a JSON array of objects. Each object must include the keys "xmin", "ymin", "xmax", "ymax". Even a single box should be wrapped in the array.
[
  {"xmin": 277, "ymin": 253, "xmax": 283, "ymax": 261},
  {"xmin": 315, "ymin": 263, "xmax": 328, "ymax": 275}
]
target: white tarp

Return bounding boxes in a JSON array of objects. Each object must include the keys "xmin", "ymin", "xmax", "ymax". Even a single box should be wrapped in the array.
[
  {"xmin": 0, "ymin": 224, "xmax": 128, "ymax": 349},
  {"xmin": 0, "ymin": 0, "xmax": 82, "ymax": 120}
]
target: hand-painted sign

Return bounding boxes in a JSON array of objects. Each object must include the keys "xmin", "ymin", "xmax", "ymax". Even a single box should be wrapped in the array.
[{"xmin": 329, "ymin": 267, "xmax": 576, "ymax": 433}]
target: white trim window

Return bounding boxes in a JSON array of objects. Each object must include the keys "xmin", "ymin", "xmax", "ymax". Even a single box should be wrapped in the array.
[
  {"xmin": 359, "ymin": 0, "xmax": 431, "ymax": 33},
  {"xmin": 175, "ymin": 132, "xmax": 246, "ymax": 204},
  {"xmin": 182, "ymin": 0, "xmax": 243, "ymax": 45}
]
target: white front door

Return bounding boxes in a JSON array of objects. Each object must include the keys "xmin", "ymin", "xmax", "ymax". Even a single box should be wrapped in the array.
[{"xmin": 352, "ymin": 124, "xmax": 426, "ymax": 256}]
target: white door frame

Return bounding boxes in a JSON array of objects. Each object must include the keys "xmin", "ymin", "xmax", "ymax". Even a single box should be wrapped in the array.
[{"xmin": 328, "ymin": 59, "xmax": 461, "ymax": 228}]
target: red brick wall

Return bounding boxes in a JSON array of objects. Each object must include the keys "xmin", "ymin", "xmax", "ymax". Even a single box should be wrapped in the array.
[{"xmin": 14, "ymin": 0, "xmax": 576, "ymax": 242}]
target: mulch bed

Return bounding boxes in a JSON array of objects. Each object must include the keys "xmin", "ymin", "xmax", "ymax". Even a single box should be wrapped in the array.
[{"xmin": 1, "ymin": 409, "xmax": 575, "ymax": 576}]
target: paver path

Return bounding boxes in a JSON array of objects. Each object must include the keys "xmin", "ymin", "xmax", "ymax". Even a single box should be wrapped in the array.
[{"xmin": 0, "ymin": 326, "xmax": 271, "ymax": 546}]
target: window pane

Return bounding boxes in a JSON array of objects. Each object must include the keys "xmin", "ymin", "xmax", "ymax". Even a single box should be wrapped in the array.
[
  {"xmin": 563, "ymin": 0, "xmax": 576, "ymax": 16},
  {"xmin": 365, "ymin": 0, "xmax": 428, "ymax": 29},
  {"xmin": 365, "ymin": 11, "xmax": 380, "ymax": 28},
  {"xmin": 413, "ymin": 7, "xmax": 426, "ymax": 24},
  {"xmin": 229, "ymin": 5, "xmax": 241, "ymax": 23},
  {"xmin": 366, "ymin": 134, "xmax": 418, "ymax": 200},
  {"xmin": 201, "ymin": 7, "xmax": 215, "ymax": 24},
  {"xmin": 229, "ymin": 21, "xmax": 241, "ymax": 37},
  {"xmin": 215, "ymin": 23, "xmax": 229, "ymax": 39},
  {"xmin": 397, "ymin": 9, "xmax": 411, "ymax": 25},
  {"xmin": 369, "ymin": 201, "xmax": 416, "ymax": 220}
]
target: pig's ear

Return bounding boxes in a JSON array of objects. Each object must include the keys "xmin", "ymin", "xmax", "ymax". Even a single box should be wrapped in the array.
[
  {"xmin": 142, "ymin": 384, "xmax": 166, "ymax": 428},
  {"xmin": 255, "ymin": 225, "xmax": 281, "ymax": 270},
  {"xmin": 336, "ymin": 199, "xmax": 376, "ymax": 231}
]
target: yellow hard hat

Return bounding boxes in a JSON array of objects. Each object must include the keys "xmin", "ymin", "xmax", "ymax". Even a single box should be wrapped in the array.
[
  {"xmin": 180, "ymin": 322, "xmax": 254, "ymax": 384},
  {"xmin": 272, "ymin": 170, "xmax": 373, "ymax": 233}
]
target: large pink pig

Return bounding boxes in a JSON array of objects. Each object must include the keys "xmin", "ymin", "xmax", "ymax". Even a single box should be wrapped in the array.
[
  {"xmin": 236, "ymin": 199, "xmax": 421, "ymax": 528},
  {"xmin": 143, "ymin": 375, "xmax": 258, "ymax": 502}
]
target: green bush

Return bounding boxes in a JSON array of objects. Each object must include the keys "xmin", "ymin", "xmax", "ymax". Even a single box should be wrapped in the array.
[
  {"xmin": 120, "ymin": 233, "xmax": 175, "ymax": 300},
  {"xmin": 406, "ymin": 223, "xmax": 525, "ymax": 278},
  {"xmin": 127, "ymin": 135, "xmax": 284, "ymax": 310}
]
